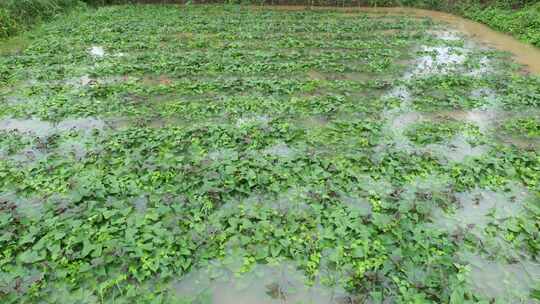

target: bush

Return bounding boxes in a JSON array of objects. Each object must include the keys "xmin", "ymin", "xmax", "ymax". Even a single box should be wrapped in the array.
[
  {"xmin": 0, "ymin": 0, "xmax": 83, "ymax": 39},
  {"xmin": 0, "ymin": 7, "xmax": 18, "ymax": 38}
]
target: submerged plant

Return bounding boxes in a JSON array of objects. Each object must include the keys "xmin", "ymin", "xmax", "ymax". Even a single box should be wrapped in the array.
[{"xmin": 0, "ymin": 4, "xmax": 538, "ymax": 304}]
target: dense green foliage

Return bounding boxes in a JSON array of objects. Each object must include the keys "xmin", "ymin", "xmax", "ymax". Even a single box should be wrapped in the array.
[
  {"xmin": 2, "ymin": 0, "xmax": 540, "ymax": 47},
  {"xmin": 502, "ymin": 117, "xmax": 540, "ymax": 138},
  {"xmin": 0, "ymin": 5, "xmax": 539, "ymax": 303},
  {"xmin": 0, "ymin": 0, "xmax": 83, "ymax": 38}
]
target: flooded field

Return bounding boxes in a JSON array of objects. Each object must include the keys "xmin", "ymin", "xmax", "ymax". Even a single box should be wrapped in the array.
[{"xmin": 0, "ymin": 4, "xmax": 539, "ymax": 304}]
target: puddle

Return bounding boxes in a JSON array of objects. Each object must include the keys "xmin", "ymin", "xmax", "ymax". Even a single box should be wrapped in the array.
[
  {"xmin": 237, "ymin": 188, "xmax": 312, "ymax": 213},
  {"xmin": 436, "ymin": 108, "xmax": 501, "ymax": 133},
  {"xmin": 271, "ymin": 187, "xmax": 312, "ymax": 212},
  {"xmin": 498, "ymin": 135, "xmax": 540, "ymax": 150},
  {"xmin": 405, "ymin": 45, "xmax": 466, "ymax": 78},
  {"xmin": 469, "ymin": 87, "xmax": 497, "ymax": 101},
  {"xmin": 132, "ymin": 196, "xmax": 148, "ymax": 213},
  {"xmin": 236, "ymin": 115, "xmax": 271, "ymax": 128},
  {"xmin": 339, "ymin": 193, "xmax": 372, "ymax": 217},
  {"xmin": 403, "ymin": 173, "xmax": 453, "ymax": 195},
  {"xmin": 9, "ymin": 147, "xmax": 48, "ymax": 164},
  {"xmin": 3, "ymin": 96, "xmax": 28, "ymax": 106},
  {"xmin": 424, "ymin": 135, "xmax": 488, "ymax": 163},
  {"xmin": 458, "ymin": 250, "xmax": 540, "ymax": 303},
  {"xmin": 207, "ymin": 148, "xmax": 239, "ymax": 162},
  {"xmin": 356, "ymin": 175, "xmax": 394, "ymax": 197},
  {"xmin": 146, "ymin": 117, "xmax": 185, "ymax": 128},
  {"xmin": 385, "ymin": 85, "xmax": 412, "ymax": 102},
  {"xmin": 105, "ymin": 117, "xmax": 132, "ymax": 130},
  {"xmin": 0, "ymin": 119, "xmax": 55, "ymax": 138},
  {"xmin": 466, "ymin": 56, "xmax": 494, "ymax": 77},
  {"xmin": 0, "ymin": 117, "xmax": 105, "ymax": 138},
  {"xmin": 391, "ymin": 8, "xmax": 540, "ymax": 75},
  {"xmin": 79, "ymin": 75, "xmax": 95, "ymax": 86},
  {"xmin": 296, "ymin": 115, "xmax": 329, "ymax": 130},
  {"xmin": 431, "ymin": 185, "xmax": 528, "ymax": 234},
  {"xmin": 89, "ymin": 46, "xmax": 105, "ymax": 58},
  {"xmin": 57, "ymin": 117, "xmax": 105, "ymax": 133},
  {"xmin": 0, "ymin": 192, "xmax": 44, "ymax": 221},
  {"xmin": 58, "ymin": 140, "xmax": 87, "ymax": 161},
  {"xmin": 431, "ymin": 30, "xmax": 462, "ymax": 42},
  {"xmin": 395, "ymin": 174, "xmax": 456, "ymax": 215},
  {"xmin": 391, "ymin": 111, "xmax": 424, "ymax": 131},
  {"xmin": 378, "ymin": 110, "xmax": 424, "ymax": 152},
  {"xmin": 65, "ymin": 75, "xmax": 129, "ymax": 88},
  {"xmin": 263, "ymin": 143, "xmax": 296, "ymax": 158},
  {"xmin": 170, "ymin": 262, "xmax": 355, "ymax": 304}
]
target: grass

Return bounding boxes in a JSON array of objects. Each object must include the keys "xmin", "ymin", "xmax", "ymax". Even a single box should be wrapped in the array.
[{"xmin": 0, "ymin": 4, "xmax": 539, "ymax": 304}]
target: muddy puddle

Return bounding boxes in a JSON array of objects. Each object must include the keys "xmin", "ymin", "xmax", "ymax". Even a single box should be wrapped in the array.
[
  {"xmin": 65, "ymin": 75, "xmax": 131, "ymax": 88},
  {"xmin": 382, "ymin": 103, "xmax": 529, "ymax": 157},
  {"xmin": 170, "ymin": 262, "xmax": 356, "ymax": 304},
  {"xmin": 0, "ymin": 119, "xmax": 56, "ymax": 138},
  {"xmin": 430, "ymin": 106, "xmax": 502, "ymax": 128},
  {"xmin": 296, "ymin": 115, "xmax": 329, "ymax": 130},
  {"xmin": 0, "ymin": 117, "xmax": 105, "ymax": 164},
  {"xmin": 229, "ymin": 187, "xmax": 313, "ymax": 213},
  {"xmin": 498, "ymin": 136, "xmax": 540, "ymax": 150},
  {"xmin": 458, "ymin": 250, "xmax": 540, "ymax": 303},
  {"xmin": 236, "ymin": 115, "xmax": 271, "ymax": 128},
  {"xmin": 0, "ymin": 192, "xmax": 44, "ymax": 220},
  {"xmin": 423, "ymin": 181, "xmax": 540, "ymax": 303},
  {"xmin": 263, "ymin": 142, "xmax": 297, "ymax": 158},
  {"xmin": 0, "ymin": 117, "xmax": 104, "ymax": 137},
  {"xmin": 424, "ymin": 135, "xmax": 489, "ymax": 163},
  {"xmin": 430, "ymin": 184, "xmax": 529, "ymax": 235}
]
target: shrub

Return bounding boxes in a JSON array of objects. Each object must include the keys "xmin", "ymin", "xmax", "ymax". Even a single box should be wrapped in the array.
[
  {"xmin": 0, "ymin": 0, "xmax": 83, "ymax": 38},
  {"xmin": 0, "ymin": 8, "xmax": 18, "ymax": 38}
]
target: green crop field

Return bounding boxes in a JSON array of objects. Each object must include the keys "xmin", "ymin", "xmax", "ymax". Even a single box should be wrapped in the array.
[{"xmin": 0, "ymin": 4, "xmax": 539, "ymax": 304}]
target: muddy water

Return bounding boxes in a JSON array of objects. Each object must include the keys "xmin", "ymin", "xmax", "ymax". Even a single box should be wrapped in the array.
[
  {"xmin": 0, "ymin": 117, "xmax": 105, "ymax": 136},
  {"xmin": 171, "ymin": 262, "xmax": 354, "ymax": 304},
  {"xmin": 252, "ymin": 6, "xmax": 540, "ymax": 74},
  {"xmin": 431, "ymin": 186, "xmax": 528, "ymax": 233},
  {"xmin": 425, "ymin": 135, "xmax": 489, "ymax": 163},
  {"xmin": 458, "ymin": 250, "xmax": 540, "ymax": 303},
  {"xmin": 263, "ymin": 142, "xmax": 297, "ymax": 158},
  {"xmin": 0, "ymin": 119, "xmax": 55, "ymax": 138}
]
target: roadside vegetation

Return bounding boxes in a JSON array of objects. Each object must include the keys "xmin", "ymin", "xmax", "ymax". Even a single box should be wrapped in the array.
[{"xmin": 1, "ymin": 4, "xmax": 539, "ymax": 303}]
